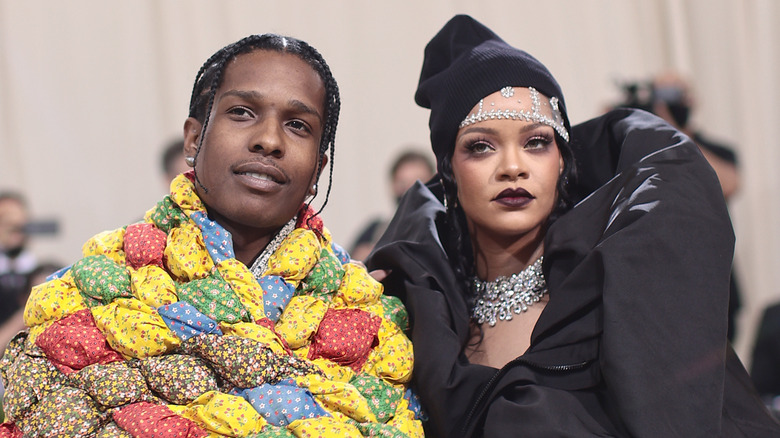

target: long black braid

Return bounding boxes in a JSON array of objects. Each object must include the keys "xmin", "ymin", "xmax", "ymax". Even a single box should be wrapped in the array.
[
  {"xmin": 438, "ymin": 132, "xmax": 576, "ymax": 312},
  {"xmin": 187, "ymin": 34, "xmax": 341, "ymax": 219}
]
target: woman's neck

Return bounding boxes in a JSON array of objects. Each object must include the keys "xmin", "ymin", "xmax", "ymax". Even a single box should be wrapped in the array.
[{"xmin": 472, "ymin": 227, "xmax": 545, "ymax": 281}]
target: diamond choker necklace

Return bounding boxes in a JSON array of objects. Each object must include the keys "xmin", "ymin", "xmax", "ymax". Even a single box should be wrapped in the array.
[{"xmin": 471, "ymin": 257, "xmax": 547, "ymax": 327}]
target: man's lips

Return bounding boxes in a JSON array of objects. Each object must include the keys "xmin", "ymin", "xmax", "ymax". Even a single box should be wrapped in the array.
[{"xmin": 232, "ymin": 161, "xmax": 287, "ymax": 188}]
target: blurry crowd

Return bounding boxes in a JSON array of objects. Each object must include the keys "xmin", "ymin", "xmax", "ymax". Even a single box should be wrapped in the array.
[
  {"xmin": 0, "ymin": 193, "xmax": 61, "ymax": 347},
  {"xmin": 0, "ymin": 192, "xmax": 62, "ymax": 421}
]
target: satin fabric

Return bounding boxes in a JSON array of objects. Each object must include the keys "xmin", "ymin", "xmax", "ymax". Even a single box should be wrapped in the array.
[{"xmin": 368, "ymin": 109, "xmax": 780, "ymax": 437}]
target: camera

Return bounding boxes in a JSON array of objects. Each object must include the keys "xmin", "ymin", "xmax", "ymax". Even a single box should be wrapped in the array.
[{"xmin": 615, "ymin": 79, "xmax": 690, "ymax": 128}]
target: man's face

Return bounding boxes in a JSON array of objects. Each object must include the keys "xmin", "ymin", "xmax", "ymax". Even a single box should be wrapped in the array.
[
  {"xmin": 0, "ymin": 199, "xmax": 28, "ymax": 253},
  {"xmin": 392, "ymin": 160, "xmax": 433, "ymax": 203},
  {"xmin": 184, "ymin": 50, "xmax": 325, "ymax": 237}
]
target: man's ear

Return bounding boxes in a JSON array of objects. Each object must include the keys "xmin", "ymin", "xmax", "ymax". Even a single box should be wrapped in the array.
[{"xmin": 183, "ymin": 117, "xmax": 203, "ymax": 160}]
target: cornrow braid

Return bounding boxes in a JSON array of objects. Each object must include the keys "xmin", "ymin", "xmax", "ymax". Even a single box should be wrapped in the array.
[
  {"xmin": 437, "ymin": 155, "xmax": 475, "ymax": 307},
  {"xmin": 549, "ymin": 132, "xmax": 576, "ymax": 222},
  {"xmin": 305, "ymin": 44, "xmax": 340, "ymax": 218},
  {"xmin": 188, "ymin": 34, "xmax": 341, "ymax": 217}
]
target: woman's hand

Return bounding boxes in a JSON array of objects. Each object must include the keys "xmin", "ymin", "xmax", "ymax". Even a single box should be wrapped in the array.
[
  {"xmin": 369, "ymin": 269, "xmax": 390, "ymax": 282},
  {"xmin": 350, "ymin": 259, "xmax": 390, "ymax": 282}
]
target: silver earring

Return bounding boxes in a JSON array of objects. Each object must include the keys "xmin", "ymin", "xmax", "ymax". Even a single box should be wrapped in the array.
[
  {"xmin": 307, "ymin": 184, "xmax": 318, "ymax": 201},
  {"xmin": 185, "ymin": 156, "xmax": 195, "ymax": 167},
  {"xmin": 439, "ymin": 178, "xmax": 452, "ymax": 210}
]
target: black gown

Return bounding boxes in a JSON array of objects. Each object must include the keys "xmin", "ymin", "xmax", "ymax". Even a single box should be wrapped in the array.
[{"xmin": 367, "ymin": 109, "xmax": 780, "ymax": 437}]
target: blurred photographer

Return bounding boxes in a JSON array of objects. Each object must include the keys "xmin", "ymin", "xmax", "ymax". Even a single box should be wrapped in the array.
[
  {"xmin": 649, "ymin": 73, "xmax": 739, "ymax": 199},
  {"xmin": 0, "ymin": 192, "xmax": 38, "ymax": 327}
]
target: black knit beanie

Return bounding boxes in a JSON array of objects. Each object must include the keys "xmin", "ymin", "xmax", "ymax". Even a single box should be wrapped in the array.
[{"xmin": 415, "ymin": 14, "xmax": 570, "ymax": 163}]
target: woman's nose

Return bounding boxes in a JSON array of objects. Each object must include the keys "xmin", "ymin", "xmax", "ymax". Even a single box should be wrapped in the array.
[{"xmin": 498, "ymin": 149, "xmax": 528, "ymax": 180}]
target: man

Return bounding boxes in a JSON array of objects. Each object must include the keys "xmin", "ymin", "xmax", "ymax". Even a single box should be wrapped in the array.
[
  {"xmin": 0, "ymin": 192, "xmax": 37, "ymax": 326},
  {"xmin": 0, "ymin": 34, "xmax": 421, "ymax": 437},
  {"xmin": 350, "ymin": 149, "xmax": 435, "ymax": 261}
]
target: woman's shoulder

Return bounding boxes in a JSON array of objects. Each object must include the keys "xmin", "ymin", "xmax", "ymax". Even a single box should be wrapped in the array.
[{"xmin": 367, "ymin": 181, "xmax": 449, "ymax": 272}]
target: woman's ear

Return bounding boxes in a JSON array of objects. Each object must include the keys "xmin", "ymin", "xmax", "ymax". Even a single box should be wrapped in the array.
[{"xmin": 183, "ymin": 117, "xmax": 203, "ymax": 161}]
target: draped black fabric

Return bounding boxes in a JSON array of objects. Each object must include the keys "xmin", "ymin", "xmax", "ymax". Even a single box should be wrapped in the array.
[{"xmin": 367, "ymin": 109, "xmax": 780, "ymax": 437}]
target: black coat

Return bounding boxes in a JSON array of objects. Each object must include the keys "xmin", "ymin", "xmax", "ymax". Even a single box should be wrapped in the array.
[
  {"xmin": 368, "ymin": 109, "xmax": 780, "ymax": 437},
  {"xmin": 751, "ymin": 302, "xmax": 780, "ymax": 399}
]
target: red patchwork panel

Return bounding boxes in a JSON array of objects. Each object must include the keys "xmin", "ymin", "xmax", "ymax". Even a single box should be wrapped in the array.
[
  {"xmin": 125, "ymin": 223, "xmax": 167, "ymax": 269},
  {"xmin": 112, "ymin": 402, "xmax": 208, "ymax": 438},
  {"xmin": 35, "ymin": 308, "xmax": 124, "ymax": 374},
  {"xmin": 295, "ymin": 204, "xmax": 323, "ymax": 235},
  {"xmin": 0, "ymin": 423, "xmax": 23, "ymax": 438},
  {"xmin": 308, "ymin": 308, "xmax": 382, "ymax": 371}
]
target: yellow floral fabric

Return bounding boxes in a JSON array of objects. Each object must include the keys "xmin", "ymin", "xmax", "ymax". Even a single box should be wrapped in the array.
[{"xmin": 0, "ymin": 173, "xmax": 422, "ymax": 437}]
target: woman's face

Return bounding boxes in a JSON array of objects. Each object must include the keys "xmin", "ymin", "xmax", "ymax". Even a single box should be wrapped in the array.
[
  {"xmin": 452, "ymin": 88, "xmax": 563, "ymax": 243},
  {"xmin": 183, "ymin": 49, "xmax": 325, "ymax": 236}
]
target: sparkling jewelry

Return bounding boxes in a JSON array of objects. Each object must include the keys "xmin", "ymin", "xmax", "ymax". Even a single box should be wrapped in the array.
[
  {"xmin": 185, "ymin": 156, "xmax": 195, "ymax": 166},
  {"xmin": 459, "ymin": 87, "xmax": 569, "ymax": 142},
  {"xmin": 471, "ymin": 257, "xmax": 547, "ymax": 327},
  {"xmin": 249, "ymin": 217, "xmax": 297, "ymax": 278}
]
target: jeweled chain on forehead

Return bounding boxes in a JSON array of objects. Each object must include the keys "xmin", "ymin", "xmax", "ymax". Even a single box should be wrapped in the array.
[{"xmin": 459, "ymin": 87, "xmax": 570, "ymax": 142}]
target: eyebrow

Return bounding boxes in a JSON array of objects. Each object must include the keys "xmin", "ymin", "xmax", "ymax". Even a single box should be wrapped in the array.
[
  {"xmin": 220, "ymin": 89, "xmax": 323, "ymax": 123},
  {"xmin": 288, "ymin": 99, "xmax": 323, "ymax": 124},
  {"xmin": 460, "ymin": 122, "xmax": 550, "ymax": 136}
]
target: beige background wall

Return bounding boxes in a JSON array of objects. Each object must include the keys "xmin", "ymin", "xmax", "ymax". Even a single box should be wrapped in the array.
[{"xmin": 1, "ymin": 0, "xmax": 778, "ymax": 362}]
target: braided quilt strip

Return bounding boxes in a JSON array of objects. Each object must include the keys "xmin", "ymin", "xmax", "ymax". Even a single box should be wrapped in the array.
[{"xmin": 0, "ymin": 173, "xmax": 422, "ymax": 437}]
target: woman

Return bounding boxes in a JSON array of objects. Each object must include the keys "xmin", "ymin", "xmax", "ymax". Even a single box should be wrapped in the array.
[
  {"xmin": 0, "ymin": 34, "xmax": 422, "ymax": 437},
  {"xmin": 368, "ymin": 15, "xmax": 780, "ymax": 437}
]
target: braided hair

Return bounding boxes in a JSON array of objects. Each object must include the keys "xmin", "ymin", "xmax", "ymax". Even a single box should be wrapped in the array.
[
  {"xmin": 438, "ymin": 132, "xmax": 576, "ymax": 307},
  {"xmin": 188, "ymin": 34, "xmax": 341, "ymax": 214}
]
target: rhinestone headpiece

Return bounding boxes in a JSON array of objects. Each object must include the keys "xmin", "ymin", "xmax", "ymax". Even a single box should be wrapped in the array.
[{"xmin": 459, "ymin": 87, "xmax": 569, "ymax": 142}]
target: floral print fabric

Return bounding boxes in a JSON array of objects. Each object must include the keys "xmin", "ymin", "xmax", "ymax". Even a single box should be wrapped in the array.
[
  {"xmin": 124, "ymin": 222, "xmax": 167, "ymax": 269},
  {"xmin": 35, "ymin": 308, "xmax": 124, "ymax": 374},
  {"xmin": 0, "ymin": 173, "xmax": 421, "ymax": 437},
  {"xmin": 135, "ymin": 354, "xmax": 219, "ymax": 405},
  {"xmin": 231, "ymin": 379, "xmax": 328, "ymax": 427},
  {"xmin": 113, "ymin": 402, "xmax": 208, "ymax": 438},
  {"xmin": 308, "ymin": 309, "xmax": 382, "ymax": 371}
]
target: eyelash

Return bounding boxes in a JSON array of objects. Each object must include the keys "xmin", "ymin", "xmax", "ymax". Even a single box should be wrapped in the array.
[
  {"xmin": 526, "ymin": 134, "xmax": 553, "ymax": 150},
  {"xmin": 227, "ymin": 106, "xmax": 311, "ymax": 134},
  {"xmin": 464, "ymin": 134, "xmax": 554, "ymax": 154},
  {"xmin": 287, "ymin": 120, "xmax": 311, "ymax": 133},
  {"xmin": 465, "ymin": 137, "xmax": 493, "ymax": 154},
  {"xmin": 228, "ymin": 106, "xmax": 253, "ymax": 117}
]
